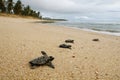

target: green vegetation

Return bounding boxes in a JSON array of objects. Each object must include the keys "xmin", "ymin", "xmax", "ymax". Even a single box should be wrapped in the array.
[
  {"xmin": 8, "ymin": 0, "xmax": 13, "ymax": 13},
  {"xmin": 14, "ymin": 0, "xmax": 22, "ymax": 15},
  {"xmin": 0, "ymin": 0, "xmax": 6, "ymax": 12},
  {"xmin": 0, "ymin": 0, "xmax": 42, "ymax": 19},
  {"xmin": 0, "ymin": 0, "xmax": 67, "ymax": 21},
  {"xmin": 21, "ymin": 5, "xmax": 41, "ymax": 18}
]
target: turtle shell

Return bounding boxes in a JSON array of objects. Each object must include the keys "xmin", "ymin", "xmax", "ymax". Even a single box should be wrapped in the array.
[{"xmin": 29, "ymin": 56, "xmax": 48, "ymax": 66}]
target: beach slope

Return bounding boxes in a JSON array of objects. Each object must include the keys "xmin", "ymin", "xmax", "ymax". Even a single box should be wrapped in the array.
[{"xmin": 0, "ymin": 16, "xmax": 120, "ymax": 80}]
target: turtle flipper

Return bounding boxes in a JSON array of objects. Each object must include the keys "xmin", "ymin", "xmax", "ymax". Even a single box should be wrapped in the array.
[
  {"xmin": 41, "ymin": 51, "xmax": 48, "ymax": 57},
  {"xmin": 46, "ymin": 62, "xmax": 55, "ymax": 69}
]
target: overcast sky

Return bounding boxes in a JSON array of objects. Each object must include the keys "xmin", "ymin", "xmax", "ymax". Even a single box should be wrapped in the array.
[{"xmin": 15, "ymin": 0, "xmax": 120, "ymax": 22}]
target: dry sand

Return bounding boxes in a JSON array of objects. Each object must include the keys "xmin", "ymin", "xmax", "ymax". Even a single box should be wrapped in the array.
[{"xmin": 0, "ymin": 16, "xmax": 120, "ymax": 80}]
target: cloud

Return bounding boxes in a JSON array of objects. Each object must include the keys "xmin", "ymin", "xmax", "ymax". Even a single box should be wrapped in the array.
[
  {"xmin": 27, "ymin": 0, "xmax": 120, "ymax": 13},
  {"xmin": 21, "ymin": 0, "xmax": 79, "ymax": 13},
  {"xmin": 18, "ymin": 0, "xmax": 120, "ymax": 21},
  {"xmin": 75, "ymin": 16, "xmax": 91, "ymax": 20}
]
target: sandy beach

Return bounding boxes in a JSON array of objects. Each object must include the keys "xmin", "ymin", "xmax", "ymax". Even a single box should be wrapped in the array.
[{"xmin": 0, "ymin": 16, "xmax": 120, "ymax": 80}]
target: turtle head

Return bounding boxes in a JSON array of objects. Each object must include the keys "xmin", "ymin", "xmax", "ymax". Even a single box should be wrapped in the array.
[
  {"xmin": 48, "ymin": 56, "xmax": 54, "ymax": 61},
  {"xmin": 68, "ymin": 45, "xmax": 72, "ymax": 47}
]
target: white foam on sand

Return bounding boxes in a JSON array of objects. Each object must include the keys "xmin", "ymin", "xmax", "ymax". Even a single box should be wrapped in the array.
[
  {"xmin": 81, "ymin": 28, "xmax": 120, "ymax": 36},
  {"xmin": 61, "ymin": 25, "xmax": 120, "ymax": 36},
  {"xmin": 45, "ymin": 22, "xmax": 120, "ymax": 36}
]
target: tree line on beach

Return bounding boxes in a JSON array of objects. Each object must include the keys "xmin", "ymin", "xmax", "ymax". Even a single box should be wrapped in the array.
[{"xmin": 0, "ymin": 0, "xmax": 42, "ymax": 19}]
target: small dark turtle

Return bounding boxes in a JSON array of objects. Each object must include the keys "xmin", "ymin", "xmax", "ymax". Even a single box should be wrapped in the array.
[
  {"xmin": 29, "ymin": 51, "xmax": 55, "ymax": 69},
  {"xmin": 59, "ymin": 44, "xmax": 72, "ymax": 49},
  {"xmin": 92, "ymin": 38, "xmax": 99, "ymax": 41},
  {"xmin": 65, "ymin": 39, "xmax": 74, "ymax": 43}
]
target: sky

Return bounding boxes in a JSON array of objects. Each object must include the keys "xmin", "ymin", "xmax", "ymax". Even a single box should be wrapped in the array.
[{"xmin": 15, "ymin": 0, "xmax": 120, "ymax": 22}]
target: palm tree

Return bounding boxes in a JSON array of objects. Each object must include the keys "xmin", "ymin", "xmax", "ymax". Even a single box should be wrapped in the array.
[
  {"xmin": 7, "ymin": 0, "xmax": 13, "ymax": 13},
  {"xmin": 0, "ymin": 0, "xmax": 6, "ymax": 12},
  {"xmin": 13, "ymin": 0, "xmax": 22, "ymax": 15}
]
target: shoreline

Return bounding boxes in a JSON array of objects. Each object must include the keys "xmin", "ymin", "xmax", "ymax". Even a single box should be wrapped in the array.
[
  {"xmin": 0, "ymin": 16, "xmax": 120, "ymax": 80},
  {"xmin": 49, "ymin": 22, "xmax": 120, "ymax": 37}
]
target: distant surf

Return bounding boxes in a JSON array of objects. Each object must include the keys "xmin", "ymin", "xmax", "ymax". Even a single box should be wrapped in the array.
[{"xmin": 51, "ymin": 21, "xmax": 120, "ymax": 36}]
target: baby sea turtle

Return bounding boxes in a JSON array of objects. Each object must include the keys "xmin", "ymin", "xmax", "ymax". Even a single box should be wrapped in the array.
[
  {"xmin": 92, "ymin": 38, "xmax": 99, "ymax": 41},
  {"xmin": 65, "ymin": 39, "xmax": 74, "ymax": 43},
  {"xmin": 29, "ymin": 51, "xmax": 55, "ymax": 69},
  {"xmin": 59, "ymin": 44, "xmax": 72, "ymax": 49}
]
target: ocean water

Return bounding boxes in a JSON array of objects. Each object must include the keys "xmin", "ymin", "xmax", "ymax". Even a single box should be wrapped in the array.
[{"xmin": 52, "ymin": 21, "xmax": 120, "ymax": 36}]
